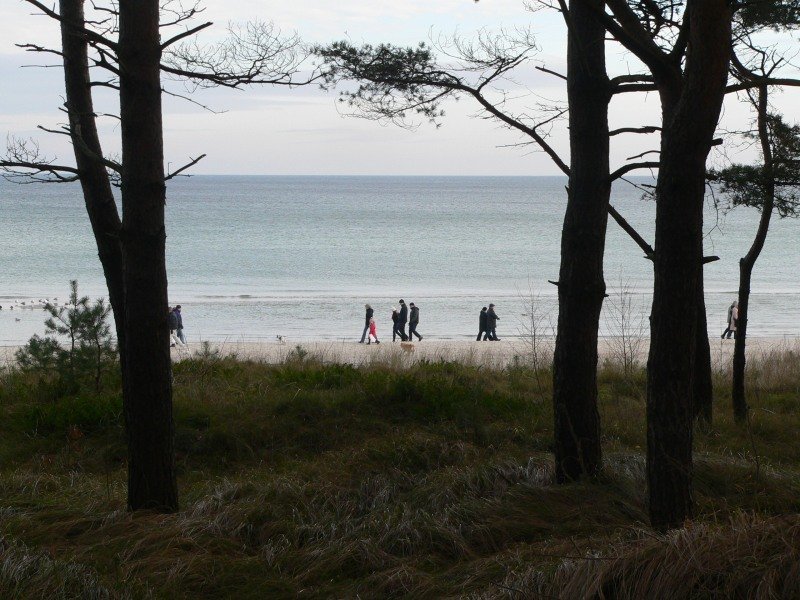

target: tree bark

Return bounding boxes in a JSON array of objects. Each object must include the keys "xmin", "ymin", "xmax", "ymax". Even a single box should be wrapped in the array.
[
  {"xmin": 693, "ymin": 283, "xmax": 713, "ymax": 425},
  {"xmin": 647, "ymin": 2, "xmax": 732, "ymax": 531},
  {"xmin": 552, "ymin": 0, "xmax": 609, "ymax": 482},
  {"xmin": 118, "ymin": 0, "xmax": 178, "ymax": 511},
  {"xmin": 59, "ymin": 0, "xmax": 126, "ymax": 362},
  {"xmin": 733, "ymin": 86, "xmax": 774, "ymax": 423}
]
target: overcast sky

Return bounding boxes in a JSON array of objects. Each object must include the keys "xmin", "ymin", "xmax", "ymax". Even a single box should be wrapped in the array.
[{"xmin": 1, "ymin": 1, "xmax": 798, "ymax": 176}]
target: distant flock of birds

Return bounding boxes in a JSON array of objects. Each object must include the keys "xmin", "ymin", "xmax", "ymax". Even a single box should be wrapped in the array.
[{"xmin": 1, "ymin": 298, "xmax": 68, "ymax": 322}]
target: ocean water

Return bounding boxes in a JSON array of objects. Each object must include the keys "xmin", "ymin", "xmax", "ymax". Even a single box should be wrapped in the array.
[{"xmin": 1, "ymin": 176, "xmax": 798, "ymax": 345}]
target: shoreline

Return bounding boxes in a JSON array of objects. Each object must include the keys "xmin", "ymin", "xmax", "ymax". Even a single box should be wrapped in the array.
[{"xmin": 6, "ymin": 337, "xmax": 797, "ymax": 369}]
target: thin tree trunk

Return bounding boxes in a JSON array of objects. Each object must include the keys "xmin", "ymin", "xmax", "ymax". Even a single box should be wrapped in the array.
[
  {"xmin": 552, "ymin": 0, "xmax": 609, "ymax": 481},
  {"xmin": 118, "ymin": 0, "xmax": 178, "ymax": 512},
  {"xmin": 59, "ymin": 0, "xmax": 126, "ymax": 366},
  {"xmin": 733, "ymin": 85, "xmax": 774, "ymax": 423},
  {"xmin": 647, "ymin": 3, "xmax": 732, "ymax": 531},
  {"xmin": 693, "ymin": 283, "xmax": 713, "ymax": 425}
]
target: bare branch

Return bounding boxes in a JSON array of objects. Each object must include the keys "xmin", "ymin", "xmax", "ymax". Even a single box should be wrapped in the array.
[
  {"xmin": 610, "ymin": 126, "xmax": 661, "ymax": 136},
  {"xmin": 160, "ymin": 21, "xmax": 213, "ymax": 50},
  {"xmin": 610, "ymin": 160, "xmax": 660, "ymax": 181},
  {"xmin": 165, "ymin": 153, "xmax": 206, "ymax": 180},
  {"xmin": 626, "ymin": 149, "xmax": 660, "ymax": 160},
  {"xmin": 535, "ymin": 65, "xmax": 566, "ymax": 81},
  {"xmin": 162, "ymin": 21, "xmax": 317, "ymax": 88},
  {"xmin": 608, "ymin": 204, "xmax": 654, "ymax": 257},
  {"xmin": 21, "ymin": 0, "xmax": 118, "ymax": 52},
  {"xmin": 0, "ymin": 136, "xmax": 79, "ymax": 183},
  {"xmin": 16, "ymin": 43, "xmax": 64, "ymax": 58}
]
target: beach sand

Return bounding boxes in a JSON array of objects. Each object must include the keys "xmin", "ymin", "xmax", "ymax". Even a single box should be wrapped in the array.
[
  {"xmin": 2, "ymin": 336, "xmax": 797, "ymax": 369},
  {"xmin": 165, "ymin": 336, "xmax": 799, "ymax": 368}
]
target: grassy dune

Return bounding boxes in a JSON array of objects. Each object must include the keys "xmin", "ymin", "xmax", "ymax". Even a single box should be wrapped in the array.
[{"xmin": 0, "ymin": 348, "xmax": 799, "ymax": 598}]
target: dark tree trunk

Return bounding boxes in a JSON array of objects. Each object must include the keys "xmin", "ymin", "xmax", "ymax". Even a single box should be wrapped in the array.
[
  {"xmin": 59, "ymin": 0, "xmax": 126, "ymax": 361},
  {"xmin": 693, "ymin": 283, "xmax": 713, "ymax": 425},
  {"xmin": 733, "ymin": 86, "xmax": 774, "ymax": 423},
  {"xmin": 647, "ymin": 3, "xmax": 732, "ymax": 531},
  {"xmin": 118, "ymin": 0, "xmax": 178, "ymax": 511},
  {"xmin": 552, "ymin": 0, "xmax": 609, "ymax": 482}
]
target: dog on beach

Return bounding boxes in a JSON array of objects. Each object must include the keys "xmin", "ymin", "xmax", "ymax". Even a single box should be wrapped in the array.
[
  {"xmin": 276, "ymin": 335, "xmax": 286, "ymax": 345},
  {"xmin": 400, "ymin": 342, "xmax": 415, "ymax": 354}
]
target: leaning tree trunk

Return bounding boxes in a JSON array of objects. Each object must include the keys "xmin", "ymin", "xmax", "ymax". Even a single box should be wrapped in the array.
[
  {"xmin": 647, "ymin": 3, "xmax": 732, "ymax": 531},
  {"xmin": 552, "ymin": 0, "xmax": 609, "ymax": 482},
  {"xmin": 118, "ymin": 0, "xmax": 178, "ymax": 511},
  {"xmin": 733, "ymin": 85, "xmax": 774, "ymax": 423},
  {"xmin": 60, "ymin": 0, "xmax": 126, "ymax": 365}
]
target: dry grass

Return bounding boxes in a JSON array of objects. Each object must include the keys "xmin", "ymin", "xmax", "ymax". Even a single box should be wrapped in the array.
[
  {"xmin": 0, "ymin": 349, "xmax": 798, "ymax": 598},
  {"xmin": 493, "ymin": 514, "xmax": 800, "ymax": 599}
]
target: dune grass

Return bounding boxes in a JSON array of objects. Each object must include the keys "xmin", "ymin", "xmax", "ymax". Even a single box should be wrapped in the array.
[{"xmin": 0, "ymin": 348, "xmax": 798, "ymax": 598}]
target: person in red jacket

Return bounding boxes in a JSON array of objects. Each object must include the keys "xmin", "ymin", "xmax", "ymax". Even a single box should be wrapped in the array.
[{"xmin": 367, "ymin": 317, "xmax": 380, "ymax": 344}]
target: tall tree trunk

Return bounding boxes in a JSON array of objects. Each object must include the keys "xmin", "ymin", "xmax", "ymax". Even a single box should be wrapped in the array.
[
  {"xmin": 647, "ymin": 3, "xmax": 731, "ymax": 531},
  {"xmin": 693, "ymin": 284, "xmax": 713, "ymax": 425},
  {"xmin": 118, "ymin": 0, "xmax": 178, "ymax": 511},
  {"xmin": 59, "ymin": 0, "xmax": 126, "ymax": 361},
  {"xmin": 552, "ymin": 0, "xmax": 609, "ymax": 482},
  {"xmin": 733, "ymin": 85, "xmax": 774, "ymax": 423}
]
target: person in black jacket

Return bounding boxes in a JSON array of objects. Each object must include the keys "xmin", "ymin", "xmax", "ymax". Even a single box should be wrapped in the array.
[
  {"xmin": 486, "ymin": 303, "xmax": 500, "ymax": 341},
  {"xmin": 391, "ymin": 307, "xmax": 401, "ymax": 342},
  {"xmin": 359, "ymin": 303, "xmax": 374, "ymax": 343},
  {"xmin": 408, "ymin": 302, "xmax": 423, "ymax": 341},
  {"xmin": 168, "ymin": 306, "xmax": 182, "ymax": 347},
  {"xmin": 477, "ymin": 306, "xmax": 488, "ymax": 341},
  {"xmin": 397, "ymin": 299, "xmax": 409, "ymax": 341}
]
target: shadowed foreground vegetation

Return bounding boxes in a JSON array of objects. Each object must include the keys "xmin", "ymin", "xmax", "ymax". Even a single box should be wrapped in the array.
[{"xmin": 0, "ymin": 347, "xmax": 799, "ymax": 598}]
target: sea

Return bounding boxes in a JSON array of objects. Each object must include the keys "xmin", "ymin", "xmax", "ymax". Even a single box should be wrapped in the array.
[{"xmin": 1, "ymin": 176, "xmax": 798, "ymax": 346}]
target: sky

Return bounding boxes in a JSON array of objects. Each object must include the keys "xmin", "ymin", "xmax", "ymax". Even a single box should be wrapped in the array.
[{"xmin": 1, "ymin": 1, "xmax": 798, "ymax": 176}]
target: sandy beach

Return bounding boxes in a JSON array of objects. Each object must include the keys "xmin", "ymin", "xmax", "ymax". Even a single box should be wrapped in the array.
[
  {"xmin": 2, "ymin": 336, "xmax": 797, "ymax": 369},
  {"xmin": 161, "ymin": 335, "xmax": 798, "ymax": 368}
]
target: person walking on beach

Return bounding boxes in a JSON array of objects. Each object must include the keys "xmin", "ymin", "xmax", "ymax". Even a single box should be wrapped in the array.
[
  {"xmin": 477, "ymin": 306, "xmax": 488, "ymax": 341},
  {"xmin": 721, "ymin": 300, "xmax": 738, "ymax": 339},
  {"xmin": 367, "ymin": 317, "xmax": 380, "ymax": 344},
  {"xmin": 408, "ymin": 302, "xmax": 423, "ymax": 341},
  {"xmin": 391, "ymin": 307, "xmax": 401, "ymax": 342},
  {"xmin": 397, "ymin": 299, "xmax": 409, "ymax": 341},
  {"xmin": 174, "ymin": 305, "xmax": 186, "ymax": 344},
  {"xmin": 168, "ymin": 306, "xmax": 183, "ymax": 347},
  {"xmin": 486, "ymin": 303, "xmax": 500, "ymax": 341},
  {"xmin": 359, "ymin": 304, "xmax": 374, "ymax": 343}
]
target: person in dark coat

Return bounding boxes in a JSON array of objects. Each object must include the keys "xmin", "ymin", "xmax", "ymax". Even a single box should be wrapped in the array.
[
  {"xmin": 397, "ymin": 299, "xmax": 409, "ymax": 341},
  {"xmin": 391, "ymin": 307, "xmax": 401, "ymax": 342},
  {"xmin": 408, "ymin": 302, "xmax": 423, "ymax": 341},
  {"xmin": 486, "ymin": 303, "xmax": 500, "ymax": 341},
  {"xmin": 477, "ymin": 306, "xmax": 488, "ymax": 341},
  {"xmin": 359, "ymin": 303, "xmax": 374, "ymax": 343},
  {"xmin": 168, "ymin": 306, "xmax": 181, "ymax": 347},
  {"xmin": 174, "ymin": 305, "xmax": 186, "ymax": 344}
]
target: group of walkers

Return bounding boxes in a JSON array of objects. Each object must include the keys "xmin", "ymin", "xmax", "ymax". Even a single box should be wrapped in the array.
[
  {"xmin": 477, "ymin": 304, "xmax": 501, "ymax": 341},
  {"xmin": 168, "ymin": 305, "xmax": 186, "ymax": 347},
  {"xmin": 359, "ymin": 301, "xmax": 502, "ymax": 344},
  {"xmin": 167, "ymin": 299, "xmax": 744, "ymax": 347},
  {"xmin": 359, "ymin": 299, "xmax": 424, "ymax": 344}
]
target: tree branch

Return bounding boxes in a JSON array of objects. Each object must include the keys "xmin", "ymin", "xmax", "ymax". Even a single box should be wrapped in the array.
[
  {"xmin": 610, "ymin": 126, "xmax": 661, "ymax": 136},
  {"xmin": 160, "ymin": 21, "xmax": 213, "ymax": 50},
  {"xmin": 610, "ymin": 160, "xmax": 660, "ymax": 181},
  {"xmin": 165, "ymin": 154, "xmax": 206, "ymax": 180},
  {"xmin": 22, "ymin": 0, "xmax": 118, "ymax": 52},
  {"xmin": 535, "ymin": 64, "xmax": 567, "ymax": 81}
]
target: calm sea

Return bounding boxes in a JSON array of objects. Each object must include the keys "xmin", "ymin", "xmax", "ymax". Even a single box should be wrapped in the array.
[{"xmin": 1, "ymin": 176, "xmax": 798, "ymax": 345}]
